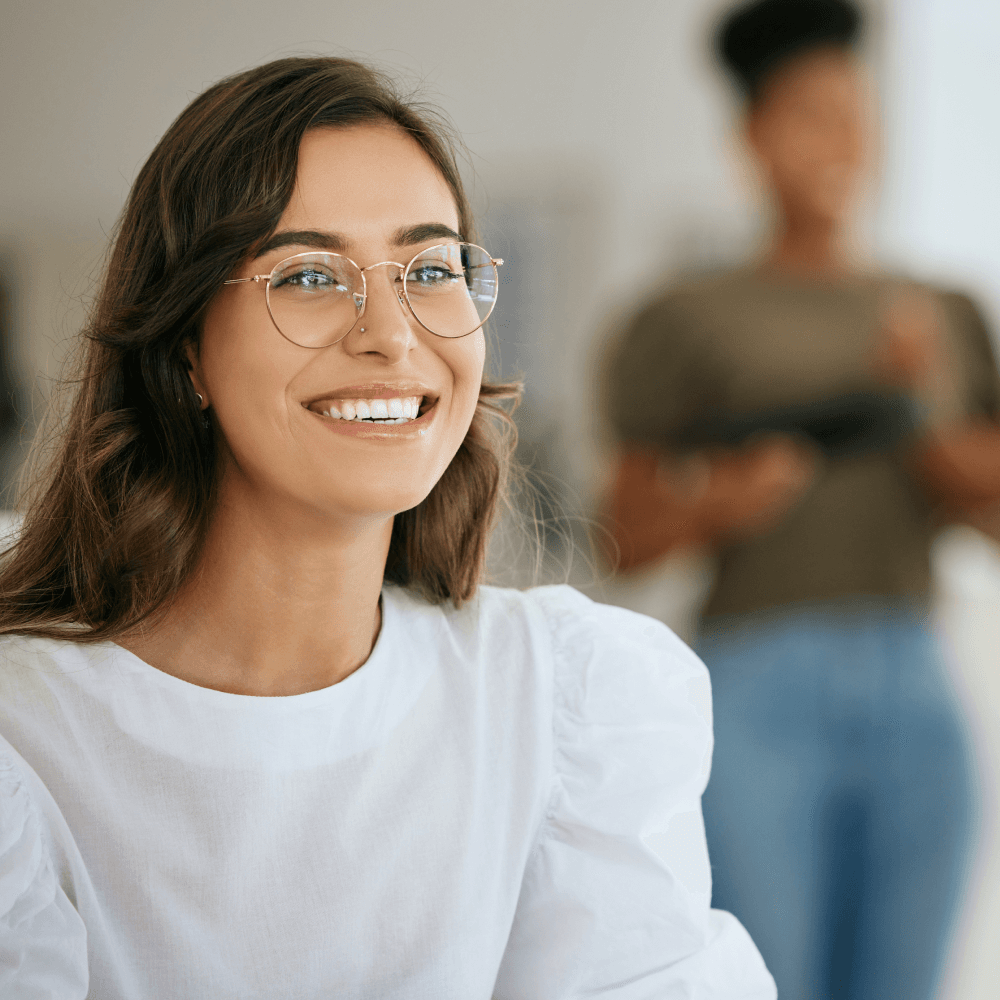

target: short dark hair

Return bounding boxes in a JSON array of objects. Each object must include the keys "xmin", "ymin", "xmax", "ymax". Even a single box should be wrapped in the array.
[
  {"xmin": 715, "ymin": 0, "xmax": 864, "ymax": 100},
  {"xmin": 0, "ymin": 57, "xmax": 521, "ymax": 642}
]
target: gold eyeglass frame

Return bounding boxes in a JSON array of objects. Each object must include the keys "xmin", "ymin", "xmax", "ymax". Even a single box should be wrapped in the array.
[{"xmin": 223, "ymin": 241, "xmax": 504, "ymax": 349}]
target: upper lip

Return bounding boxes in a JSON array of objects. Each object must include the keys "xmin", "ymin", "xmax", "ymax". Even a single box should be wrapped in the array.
[{"xmin": 302, "ymin": 382, "xmax": 437, "ymax": 406}]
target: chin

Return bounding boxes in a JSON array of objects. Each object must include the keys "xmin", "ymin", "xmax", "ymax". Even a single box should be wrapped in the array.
[
  {"xmin": 801, "ymin": 185, "xmax": 855, "ymax": 225},
  {"xmin": 320, "ymin": 483, "xmax": 437, "ymax": 521}
]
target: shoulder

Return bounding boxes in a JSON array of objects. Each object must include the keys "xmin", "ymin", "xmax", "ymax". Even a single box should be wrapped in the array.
[
  {"xmin": 935, "ymin": 286, "xmax": 994, "ymax": 338},
  {"xmin": 390, "ymin": 584, "xmax": 711, "ymax": 754},
  {"xmin": 441, "ymin": 583, "xmax": 706, "ymax": 674},
  {"xmin": 0, "ymin": 637, "xmax": 107, "ymax": 767},
  {"xmin": 389, "ymin": 583, "xmax": 548, "ymax": 670},
  {"xmin": 622, "ymin": 268, "xmax": 748, "ymax": 332},
  {"xmin": 605, "ymin": 269, "xmax": 754, "ymax": 390},
  {"xmin": 523, "ymin": 586, "xmax": 712, "ymax": 768},
  {"xmin": 0, "ymin": 632, "xmax": 92, "ymax": 664},
  {"xmin": 0, "ymin": 735, "xmax": 88, "ymax": 995},
  {"xmin": 448, "ymin": 584, "xmax": 710, "ymax": 742},
  {"xmin": 880, "ymin": 275, "xmax": 991, "ymax": 327},
  {"xmin": 0, "ymin": 634, "xmax": 96, "ymax": 692},
  {"xmin": 516, "ymin": 583, "xmax": 706, "ymax": 682},
  {"xmin": 887, "ymin": 278, "xmax": 999, "ymax": 372}
]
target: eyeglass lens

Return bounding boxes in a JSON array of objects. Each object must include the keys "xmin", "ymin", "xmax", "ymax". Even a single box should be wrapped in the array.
[{"xmin": 264, "ymin": 243, "xmax": 498, "ymax": 349}]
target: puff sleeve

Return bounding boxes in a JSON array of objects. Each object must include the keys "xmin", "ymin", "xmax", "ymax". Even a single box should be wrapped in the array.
[
  {"xmin": 0, "ymin": 743, "xmax": 88, "ymax": 999},
  {"xmin": 493, "ymin": 586, "xmax": 775, "ymax": 999}
]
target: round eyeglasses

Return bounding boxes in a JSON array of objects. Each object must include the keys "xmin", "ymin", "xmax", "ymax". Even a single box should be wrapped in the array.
[{"xmin": 223, "ymin": 242, "xmax": 503, "ymax": 349}]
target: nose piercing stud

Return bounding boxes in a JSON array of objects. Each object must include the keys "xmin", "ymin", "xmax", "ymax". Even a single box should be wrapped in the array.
[{"xmin": 359, "ymin": 327, "xmax": 365, "ymax": 333}]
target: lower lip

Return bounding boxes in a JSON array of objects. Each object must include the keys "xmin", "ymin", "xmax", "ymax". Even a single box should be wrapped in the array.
[{"xmin": 305, "ymin": 401, "xmax": 438, "ymax": 439}]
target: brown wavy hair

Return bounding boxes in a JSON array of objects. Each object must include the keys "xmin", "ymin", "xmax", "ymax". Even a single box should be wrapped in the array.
[{"xmin": 0, "ymin": 56, "xmax": 521, "ymax": 642}]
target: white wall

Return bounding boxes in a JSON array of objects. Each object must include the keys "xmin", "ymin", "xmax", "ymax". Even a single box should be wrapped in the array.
[
  {"xmin": 0, "ymin": 0, "xmax": 749, "ymax": 276},
  {"xmin": 878, "ymin": 0, "xmax": 1000, "ymax": 322}
]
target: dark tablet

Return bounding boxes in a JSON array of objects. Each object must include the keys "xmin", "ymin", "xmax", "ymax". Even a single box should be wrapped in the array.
[{"xmin": 674, "ymin": 390, "xmax": 921, "ymax": 459}]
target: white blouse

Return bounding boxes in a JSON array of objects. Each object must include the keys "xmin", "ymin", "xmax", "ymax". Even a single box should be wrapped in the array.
[{"xmin": 0, "ymin": 583, "xmax": 774, "ymax": 999}]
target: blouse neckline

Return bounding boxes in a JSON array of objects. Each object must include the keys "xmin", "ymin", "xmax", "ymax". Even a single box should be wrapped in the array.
[
  {"xmin": 108, "ymin": 595, "xmax": 391, "ymax": 706},
  {"xmin": 44, "ymin": 585, "xmax": 443, "ymax": 768}
]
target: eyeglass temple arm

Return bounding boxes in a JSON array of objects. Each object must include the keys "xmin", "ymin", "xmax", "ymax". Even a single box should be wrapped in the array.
[{"xmin": 223, "ymin": 275, "xmax": 268, "ymax": 285}]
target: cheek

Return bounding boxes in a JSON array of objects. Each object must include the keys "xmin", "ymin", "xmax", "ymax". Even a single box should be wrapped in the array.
[
  {"xmin": 449, "ymin": 334, "xmax": 486, "ymax": 424},
  {"xmin": 773, "ymin": 135, "xmax": 831, "ymax": 204},
  {"xmin": 775, "ymin": 123, "xmax": 816, "ymax": 171},
  {"xmin": 199, "ymin": 296, "xmax": 301, "ymax": 452}
]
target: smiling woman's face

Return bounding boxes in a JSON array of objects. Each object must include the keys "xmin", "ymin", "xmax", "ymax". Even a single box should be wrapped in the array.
[{"xmin": 193, "ymin": 124, "xmax": 486, "ymax": 523}]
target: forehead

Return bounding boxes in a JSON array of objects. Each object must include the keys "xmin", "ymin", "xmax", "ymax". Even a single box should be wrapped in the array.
[
  {"xmin": 278, "ymin": 124, "xmax": 461, "ymax": 238},
  {"xmin": 760, "ymin": 47, "xmax": 864, "ymax": 110}
]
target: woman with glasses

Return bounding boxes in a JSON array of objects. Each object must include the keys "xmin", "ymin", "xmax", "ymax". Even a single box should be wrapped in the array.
[{"xmin": 0, "ymin": 57, "xmax": 772, "ymax": 998}]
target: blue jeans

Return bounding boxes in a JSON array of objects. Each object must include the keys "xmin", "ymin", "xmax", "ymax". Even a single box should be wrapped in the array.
[{"xmin": 698, "ymin": 601, "xmax": 976, "ymax": 1000}]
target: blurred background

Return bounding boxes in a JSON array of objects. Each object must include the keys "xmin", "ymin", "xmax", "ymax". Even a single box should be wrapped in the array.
[{"xmin": 0, "ymin": 0, "xmax": 997, "ymax": 994}]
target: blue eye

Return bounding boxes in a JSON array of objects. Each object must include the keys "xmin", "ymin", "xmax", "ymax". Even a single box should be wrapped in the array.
[
  {"xmin": 274, "ymin": 267, "xmax": 347, "ymax": 292},
  {"xmin": 407, "ymin": 265, "xmax": 462, "ymax": 287}
]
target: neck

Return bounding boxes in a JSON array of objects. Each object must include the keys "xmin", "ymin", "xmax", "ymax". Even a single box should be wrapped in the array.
[
  {"xmin": 765, "ymin": 209, "xmax": 850, "ymax": 278},
  {"xmin": 122, "ymin": 476, "xmax": 391, "ymax": 696}
]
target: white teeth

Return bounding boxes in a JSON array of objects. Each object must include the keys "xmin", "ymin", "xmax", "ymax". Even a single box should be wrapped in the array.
[{"xmin": 312, "ymin": 394, "xmax": 425, "ymax": 423}]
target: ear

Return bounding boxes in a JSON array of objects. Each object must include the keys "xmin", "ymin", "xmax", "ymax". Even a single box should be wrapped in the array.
[{"xmin": 183, "ymin": 340, "xmax": 208, "ymax": 410}]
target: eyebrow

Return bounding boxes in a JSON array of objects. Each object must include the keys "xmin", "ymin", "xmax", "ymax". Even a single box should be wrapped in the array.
[{"xmin": 254, "ymin": 223, "xmax": 463, "ymax": 259}]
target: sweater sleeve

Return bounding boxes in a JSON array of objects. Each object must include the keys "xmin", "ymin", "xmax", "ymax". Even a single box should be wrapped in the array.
[
  {"xmin": 0, "ymin": 739, "xmax": 88, "ymax": 999},
  {"xmin": 493, "ymin": 586, "xmax": 775, "ymax": 999}
]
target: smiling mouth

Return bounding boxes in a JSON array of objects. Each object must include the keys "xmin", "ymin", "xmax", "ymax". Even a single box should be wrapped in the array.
[{"xmin": 305, "ymin": 394, "xmax": 432, "ymax": 424}]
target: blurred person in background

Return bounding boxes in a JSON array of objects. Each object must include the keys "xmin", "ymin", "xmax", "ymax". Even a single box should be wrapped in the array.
[
  {"xmin": 0, "ymin": 55, "xmax": 775, "ymax": 999},
  {"xmin": 601, "ymin": 0, "xmax": 1000, "ymax": 996}
]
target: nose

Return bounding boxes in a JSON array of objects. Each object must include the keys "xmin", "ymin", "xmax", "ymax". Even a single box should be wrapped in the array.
[{"xmin": 342, "ymin": 262, "xmax": 415, "ymax": 363}]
